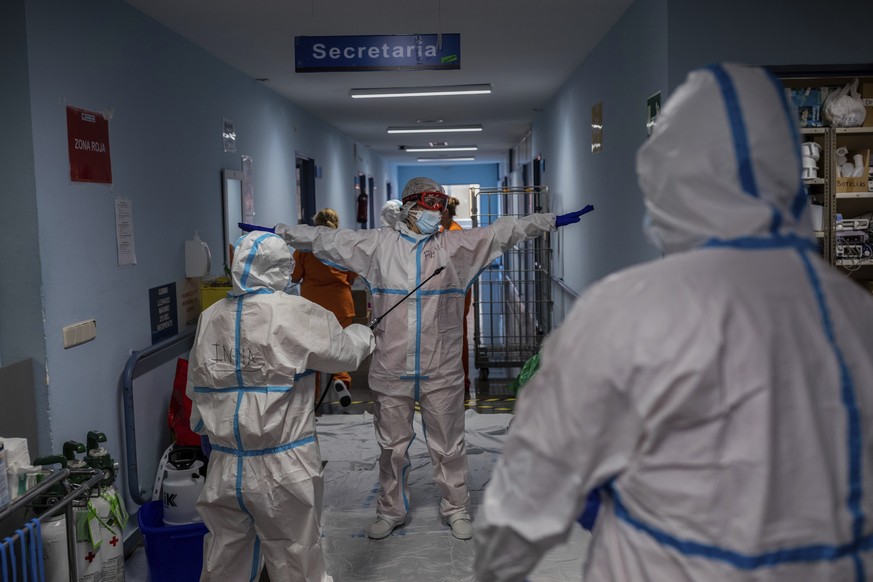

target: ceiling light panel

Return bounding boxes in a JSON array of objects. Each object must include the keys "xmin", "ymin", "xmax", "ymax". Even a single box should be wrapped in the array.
[
  {"xmin": 417, "ymin": 157, "xmax": 476, "ymax": 162},
  {"xmin": 350, "ymin": 84, "xmax": 491, "ymax": 99},
  {"xmin": 387, "ymin": 125, "xmax": 483, "ymax": 134},
  {"xmin": 403, "ymin": 146, "xmax": 478, "ymax": 153}
]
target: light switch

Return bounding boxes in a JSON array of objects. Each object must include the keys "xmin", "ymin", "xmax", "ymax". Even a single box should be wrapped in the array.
[{"xmin": 63, "ymin": 319, "xmax": 97, "ymax": 349}]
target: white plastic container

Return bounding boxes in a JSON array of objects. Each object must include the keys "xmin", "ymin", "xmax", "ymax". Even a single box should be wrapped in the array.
[
  {"xmin": 810, "ymin": 204, "xmax": 824, "ymax": 231},
  {"xmin": 162, "ymin": 459, "xmax": 205, "ymax": 526},
  {"xmin": 0, "ymin": 440, "xmax": 10, "ymax": 510}
]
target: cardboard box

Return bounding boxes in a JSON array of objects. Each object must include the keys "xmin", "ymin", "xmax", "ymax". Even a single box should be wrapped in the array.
[{"xmin": 836, "ymin": 149, "xmax": 870, "ymax": 193}]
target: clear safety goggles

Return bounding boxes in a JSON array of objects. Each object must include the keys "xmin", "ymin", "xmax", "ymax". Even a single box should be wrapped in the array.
[{"xmin": 402, "ymin": 191, "xmax": 448, "ymax": 212}]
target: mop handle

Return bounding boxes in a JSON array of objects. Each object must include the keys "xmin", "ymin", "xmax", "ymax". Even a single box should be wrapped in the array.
[{"xmin": 368, "ymin": 266, "xmax": 446, "ymax": 330}]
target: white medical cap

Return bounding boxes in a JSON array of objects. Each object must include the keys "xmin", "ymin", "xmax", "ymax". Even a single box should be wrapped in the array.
[{"xmin": 401, "ymin": 177, "xmax": 445, "ymax": 200}]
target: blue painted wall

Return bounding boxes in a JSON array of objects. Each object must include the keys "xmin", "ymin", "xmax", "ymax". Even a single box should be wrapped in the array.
[
  {"xmin": 396, "ymin": 163, "xmax": 501, "ymax": 194},
  {"xmin": 532, "ymin": 0, "xmax": 873, "ymax": 322},
  {"xmin": 6, "ymin": 0, "xmax": 390, "ymax": 514}
]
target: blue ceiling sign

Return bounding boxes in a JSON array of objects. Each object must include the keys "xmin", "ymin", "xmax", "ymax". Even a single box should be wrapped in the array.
[{"xmin": 295, "ymin": 34, "xmax": 461, "ymax": 73}]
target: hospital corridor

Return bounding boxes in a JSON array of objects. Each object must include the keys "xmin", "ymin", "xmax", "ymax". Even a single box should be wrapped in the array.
[{"xmin": 2, "ymin": 1, "xmax": 873, "ymax": 581}]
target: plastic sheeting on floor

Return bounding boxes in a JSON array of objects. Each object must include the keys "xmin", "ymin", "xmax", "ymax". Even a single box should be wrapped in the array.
[
  {"xmin": 316, "ymin": 409, "xmax": 590, "ymax": 581},
  {"xmin": 125, "ymin": 409, "xmax": 589, "ymax": 581}
]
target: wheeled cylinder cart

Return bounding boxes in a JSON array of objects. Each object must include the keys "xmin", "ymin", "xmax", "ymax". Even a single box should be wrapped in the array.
[{"xmin": 470, "ymin": 186, "xmax": 553, "ymax": 380}]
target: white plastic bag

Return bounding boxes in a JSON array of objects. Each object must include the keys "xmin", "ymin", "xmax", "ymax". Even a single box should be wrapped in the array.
[{"xmin": 823, "ymin": 79, "xmax": 867, "ymax": 127}]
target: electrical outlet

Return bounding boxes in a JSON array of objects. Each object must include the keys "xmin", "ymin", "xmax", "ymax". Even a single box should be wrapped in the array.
[{"xmin": 63, "ymin": 319, "xmax": 97, "ymax": 349}]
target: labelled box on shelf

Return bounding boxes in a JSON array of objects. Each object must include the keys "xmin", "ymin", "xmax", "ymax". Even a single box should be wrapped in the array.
[{"xmin": 836, "ymin": 150, "xmax": 870, "ymax": 193}]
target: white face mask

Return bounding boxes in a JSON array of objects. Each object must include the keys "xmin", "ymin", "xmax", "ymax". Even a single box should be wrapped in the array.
[{"xmin": 416, "ymin": 210, "xmax": 442, "ymax": 234}]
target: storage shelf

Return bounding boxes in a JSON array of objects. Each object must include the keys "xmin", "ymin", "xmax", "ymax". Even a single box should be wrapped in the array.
[
  {"xmin": 800, "ymin": 127, "xmax": 827, "ymax": 135},
  {"xmin": 804, "ymin": 178, "xmax": 826, "ymax": 185},
  {"xmin": 836, "ymin": 191, "xmax": 873, "ymax": 199},
  {"xmin": 835, "ymin": 127, "xmax": 873, "ymax": 135}
]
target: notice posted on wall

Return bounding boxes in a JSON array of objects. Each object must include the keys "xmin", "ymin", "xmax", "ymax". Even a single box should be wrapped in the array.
[{"xmin": 115, "ymin": 197, "xmax": 137, "ymax": 266}]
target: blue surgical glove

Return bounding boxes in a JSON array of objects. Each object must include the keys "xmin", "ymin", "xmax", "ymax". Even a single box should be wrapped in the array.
[
  {"xmin": 200, "ymin": 435, "xmax": 212, "ymax": 458},
  {"xmin": 555, "ymin": 204, "xmax": 594, "ymax": 227},
  {"xmin": 238, "ymin": 222, "xmax": 275, "ymax": 233}
]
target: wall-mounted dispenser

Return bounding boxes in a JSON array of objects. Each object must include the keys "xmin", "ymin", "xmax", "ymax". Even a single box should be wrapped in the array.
[{"xmin": 185, "ymin": 232, "xmax": 212, "ymax": 278}]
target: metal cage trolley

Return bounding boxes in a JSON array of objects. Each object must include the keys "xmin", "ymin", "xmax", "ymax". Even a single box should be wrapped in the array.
[{"xmin": 470, "ymin": 186, "xmax": 553, "ymax": 380}]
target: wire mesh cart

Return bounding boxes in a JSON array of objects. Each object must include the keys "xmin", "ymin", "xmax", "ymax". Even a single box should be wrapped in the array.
[{"xmin": 471, "ymin": 186, "xmax": 553, "ymax": 380}]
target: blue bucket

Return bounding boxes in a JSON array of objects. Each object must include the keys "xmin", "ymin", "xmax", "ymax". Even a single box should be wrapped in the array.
[{"xmin": 137, "ymin": 500, "xmax": 207, "ymax": 582}]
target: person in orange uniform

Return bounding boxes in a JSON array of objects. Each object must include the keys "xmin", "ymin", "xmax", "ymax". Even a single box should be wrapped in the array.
[
  {"xmin": 441, "ymin": 197, "xmax": 473, "ymax": 399},
  {"xmin": 292, "ymin": 208, "xmax": 357, "ymax": 406}
]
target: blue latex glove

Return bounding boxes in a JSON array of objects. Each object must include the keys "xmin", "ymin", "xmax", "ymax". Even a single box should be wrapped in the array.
[
  {"xmin": 555, "ymin": 204, "xmax": 594, "ymax": 227},
  {"xmin": 238, "ymin": 222, "xmax": 275, "ymax": 233},
  {"xmin": 200, "ymin": 435, "xmax": 212, "ymax": 458}
]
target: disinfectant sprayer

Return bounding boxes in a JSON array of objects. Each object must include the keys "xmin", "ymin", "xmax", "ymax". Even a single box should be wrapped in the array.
[
  {"xmin": 84, "ymin": 431, "xmax": 128, "ymax": 582},
  {"xmin": 313, "ymin": 265, "xmax": 446, "ymax": 412},
  {"xmin": 161, "ymin": 447, "xmax": 205, "ymax": 526}
]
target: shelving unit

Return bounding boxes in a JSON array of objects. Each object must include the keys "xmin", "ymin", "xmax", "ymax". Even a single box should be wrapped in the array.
[{"xmin": 787, "ymin": 74, "xmax": 873, "ymax": 289}]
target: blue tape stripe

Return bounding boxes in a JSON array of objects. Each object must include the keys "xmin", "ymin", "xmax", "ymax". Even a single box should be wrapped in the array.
[
  {"xmin": 239, "ymin": 234, "xmax": 274, "ymax": 290},
  {"xmin": 193, "ymin": 418, "xmax": 204, "ymax": 433},
  {"xmin": 706, "ymin": 64, "xmax": 759, "ymax": 199},
  {"xmin": 420, "ymin": 288, "xmax": 465, "ymax": 296},
  {"xmin": 194, "ymin": 386, "xmax": 293, "ymax": 394},
  {"xmin": 249, "ymin": 536, "xmax": 261, "ymax": 581},
  {"xmin": 212, "ymin": 435, "xmax": 316, "ymax": 457},
  {"xmin": 229, "ymin": 288, "xmax": 273, "ymax": 298},
  {"xmin": 399, "ymin": 233, "xmax": 417, "ymax": 244},
  {"xmin": 399, "ymin": 375, "xmax": 430, "ymax": 380},
  {"xmin": 319, "ymin": 257, "xmax": 352, "ymax": 272},
  {"xmin": 796, "ymin": 251, "xmax": 864, "ymax": 542},
  {"xmin": 765, "ymin": 70, "xmax": 809, "ymax": 222},
  {"xmin": 414, "ymin": 245, "xmax": 423, "ymax": 379},
  {"xmin": 702, "ymin": 233, "xmax": 818, "ymax": 252},
  {"xmin": 612, "ymin": 488, "xmax": 873, "ymax": 569}
]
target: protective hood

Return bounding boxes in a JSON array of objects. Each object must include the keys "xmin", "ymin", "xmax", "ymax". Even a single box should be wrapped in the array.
[
  {"xmin": 636, "ymin": 63, "xmax": 813, "ymax": 255},
  {"xmin": 231, "ymin": 231, "xmax": 293, "ymax": 295}
]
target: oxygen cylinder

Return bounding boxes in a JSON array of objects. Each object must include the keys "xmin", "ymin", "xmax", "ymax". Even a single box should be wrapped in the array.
[
  {"xmin": 162, "ymin": 448, "xmax": 205, "ymax": 526},
  {"xmin": 41, "ymin": 514, "xmax": 70, "ymax": 582},
  {"xmin": 31, "ymin": 455, "xmax": 70, "ymax": 582},
  {"xmin": 33, "ymin": 451, "xmax": 103, "ymax": 582},
  {"xmin": 85, "ymin": 431, "xmax": 127, "ymax": 582},
  {"xmin": 63, "ymin": 441, "xmax": 105, "ymax": 582}
]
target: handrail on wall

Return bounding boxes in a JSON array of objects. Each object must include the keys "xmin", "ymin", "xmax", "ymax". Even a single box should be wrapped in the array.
[
  {"xmin": 122, "ymin": 329, "xmax": 196, "ymax": 505},
  {"xmin": 550, "ymin": 274, "xmax": 580, "ymax": 299}
]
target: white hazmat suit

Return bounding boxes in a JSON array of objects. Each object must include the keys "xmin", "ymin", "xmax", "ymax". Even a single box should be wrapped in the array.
[
  {"xmin": 273, "ymin": 183, "xmax": 555, "ymax": 537},
  {"xmin": 475, "ymin": 63, "xmax": 873, "ymax": 581},
  {"xmin": 187, "ymin": 232, "xmax": 374, "ymax": 581}
]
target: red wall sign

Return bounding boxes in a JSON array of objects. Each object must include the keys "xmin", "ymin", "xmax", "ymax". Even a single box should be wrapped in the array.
[{"xmin": 66, "ymin": 106, "xmax": 112, "ymax": 184}]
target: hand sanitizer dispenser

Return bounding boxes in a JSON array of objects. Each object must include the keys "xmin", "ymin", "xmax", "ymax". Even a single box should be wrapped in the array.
[{"xmin": 185, "ymin": 232, "xmax": 212, "ymax": 278}]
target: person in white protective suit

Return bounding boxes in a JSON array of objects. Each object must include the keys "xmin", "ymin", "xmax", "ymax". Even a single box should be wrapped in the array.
[
  {"xmin": 239, "ymin": 179, "xmax": 593, "ymax": 541},
  {"xmin": 473, "ymin": 63, "xmax": 873, "ymax": 582},
  {"xmin": 186, "ymin": 231, "xmax": 375, "ymax": 582}
]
